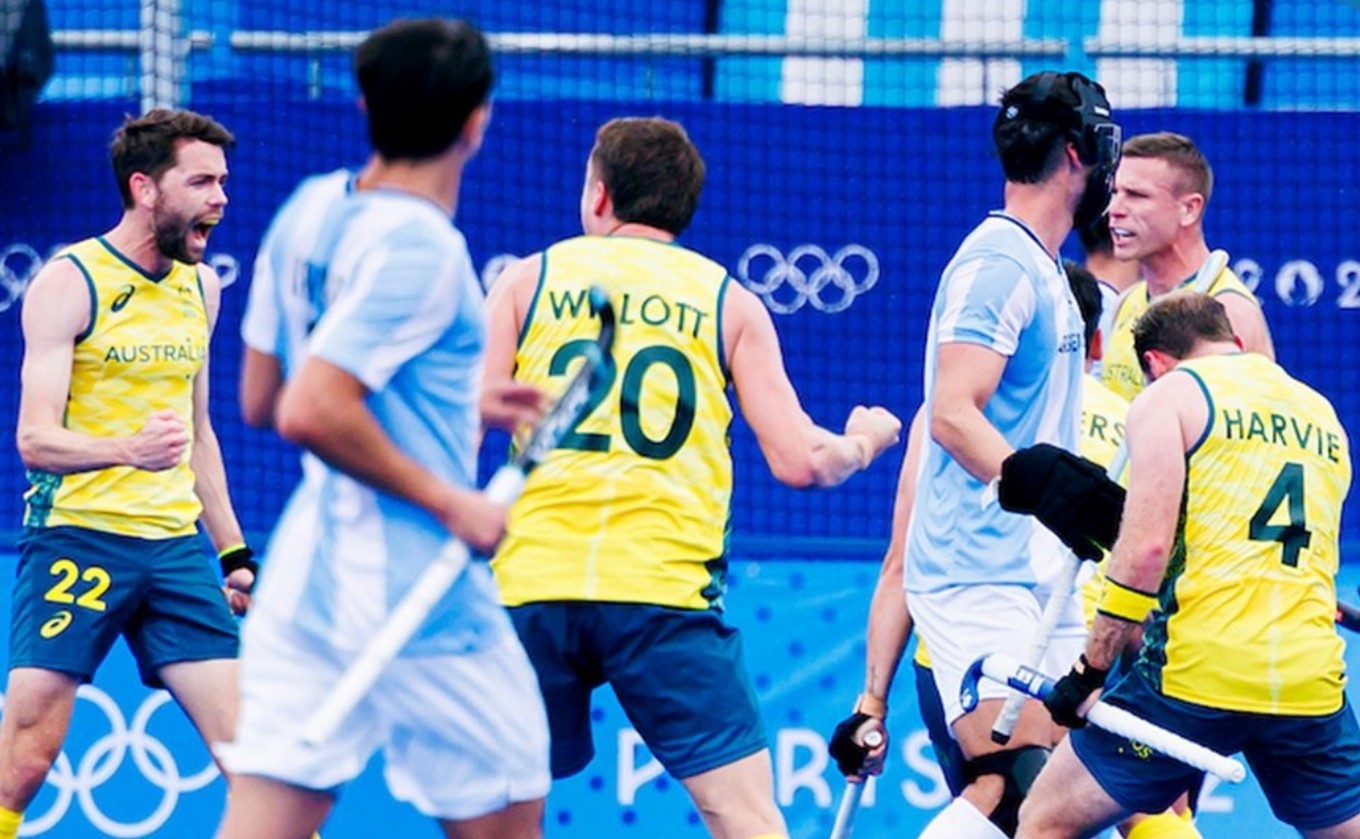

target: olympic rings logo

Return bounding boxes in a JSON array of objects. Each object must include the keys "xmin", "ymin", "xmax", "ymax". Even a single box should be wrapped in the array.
[
  {"xmin": 1, "ymin": 686, "xmax": 219, "ymax": 837},
  {"xmin": 0, "ymin": 243, "xmax": 44, "ymax": 315},
  {"xmin": 737, "ymin": 244, "xmax": 880, "ymax": 315}
]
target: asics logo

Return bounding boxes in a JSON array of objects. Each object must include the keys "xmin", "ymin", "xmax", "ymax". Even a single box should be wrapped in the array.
[
  {"xmin": 737, "ymin": 244, "xmax": 880, "ymax": 315},
  {"xmin": 111, "ymin": 285, "xmax": 136, "ymax": 312},
  {"xmin": 39, "ymin": 611, "xmax": 72, "ymax": 639}
]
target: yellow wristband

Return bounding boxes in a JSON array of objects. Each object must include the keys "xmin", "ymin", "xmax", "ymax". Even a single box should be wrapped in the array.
[
  {"xmin": 854, "ymin": 693, "xmax": 887, "ymax": 718},
  {"xmin": 1097, "ymin": 578, "xmax": 1158, "ymax": 623}
]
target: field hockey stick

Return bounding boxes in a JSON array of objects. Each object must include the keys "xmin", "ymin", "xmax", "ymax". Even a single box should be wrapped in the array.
[
  {"xmin": 828, "ymin": 730, "xmax": 882, "ymax": 839},
  {"xmin": 965, "ymin": 654, "xmax": 1245, "ymax": 782},
  {"xmin": 989, "ymin": 248, "xmax": 1230, "ymax": 744},
  {"xmin": 299, "ymin": 286, "xmax": 616, "ymax": 747},
  {"xmin": 1338, "ymin": 600, "xmax": 1360, "ymax": 632}
]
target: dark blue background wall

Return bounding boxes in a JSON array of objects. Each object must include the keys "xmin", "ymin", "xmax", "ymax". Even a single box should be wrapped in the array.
[{"xmin": 2, "ymin": 98, "xmax": 1358, "ymax": 556}]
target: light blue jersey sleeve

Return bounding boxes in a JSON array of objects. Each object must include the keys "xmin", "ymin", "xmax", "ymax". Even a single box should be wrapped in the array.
[{"xmin": 934, "ymin": 252, "xmax": 1037, "ymax": 357}]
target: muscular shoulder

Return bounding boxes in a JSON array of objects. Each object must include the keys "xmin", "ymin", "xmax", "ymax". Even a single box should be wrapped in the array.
[
  {"xmin": 23, "ymin": 255, "xmax": 92, "ymax": 340},
  {"xmin": 487, "ymin": 251, "xmax": 543, "ymax": 327},
  {"xmin": 1131, "ymin": 368, "xmax": 1207, "ymax": 449}
]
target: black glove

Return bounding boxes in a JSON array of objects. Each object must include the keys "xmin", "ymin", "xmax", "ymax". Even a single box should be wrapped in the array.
[
  {"xmin": 999, "ymin": 443, "xmax": 1125, "ymax": 561},
  {"xmin": 1044, "ymin": 654, "xmax": 1108, "ymax": 729},
  {"xmin": 219, "ymin": 545, "xmax": 259, "ymax": 588},
  {"xmin": 829, "ymin": 712, "xmax": 876, "ymax": 776}
]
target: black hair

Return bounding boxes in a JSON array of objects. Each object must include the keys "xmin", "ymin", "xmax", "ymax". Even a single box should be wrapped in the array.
[
  {"xmin": 355, "ymin": 19, "xmax": 494, "ymax": 161},
  {"xmin": 993, "ymin": 71, "xmax": 1115, "ymax": 184}
]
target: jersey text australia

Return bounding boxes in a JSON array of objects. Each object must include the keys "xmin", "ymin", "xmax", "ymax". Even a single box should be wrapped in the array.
[{"xmin": 24, "ymin": 237, "xmax": 206, "ymax": 537}]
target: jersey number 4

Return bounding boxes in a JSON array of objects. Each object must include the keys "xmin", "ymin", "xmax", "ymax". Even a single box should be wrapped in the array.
[{"xmin": 1248, "ymin": 461, "xmax": 1312, "ymax": 568}]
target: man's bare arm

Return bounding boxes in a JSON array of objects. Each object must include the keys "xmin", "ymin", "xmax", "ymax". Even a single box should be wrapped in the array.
[
  {"xmin": 724, "ymin": 284, "xmax": 900, "ymax": 488},
  {"xmin": 16, "ymin": 259, "xmax": 188, "ymax": 474}
]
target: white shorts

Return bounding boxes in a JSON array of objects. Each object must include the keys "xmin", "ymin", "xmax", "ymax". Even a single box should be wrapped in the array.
[
  {"xmin": 218, "ymin": 617, "xmax": 550, "ymax": 821},
  {"xmin": 911, "ymin": 578, "xmax": 1087, "ymax": 725}
]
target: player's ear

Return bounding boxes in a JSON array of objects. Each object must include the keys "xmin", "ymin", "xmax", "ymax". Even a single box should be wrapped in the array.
[
  {"xmin": 1179, "ymin": 192, "xmax": 1205, "ymax": 228},
  {"xmin": 129, "ymin": 171, "xmax": 157, "ymax": 209},
  {"xmin": 462, "ymin": 101, "xmax": 493, "ymax": 154}
]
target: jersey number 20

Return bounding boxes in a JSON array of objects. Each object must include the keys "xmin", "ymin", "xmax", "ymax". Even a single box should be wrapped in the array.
[{"xmin": 550, "ymin": 340, "xmax": 695, "ymax": 460}]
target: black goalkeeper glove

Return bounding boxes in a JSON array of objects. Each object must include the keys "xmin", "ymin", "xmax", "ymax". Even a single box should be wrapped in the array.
[
  {"xmin": 1044, "ymin": 654, "xmax": 1108, "ymax": 729},
  {"xmin": 999, "ymin": 443, "xmax": 1125, "ymax": 561},
  {"xmin": 829, "ymin": 712, "xmax": 877, "ymax": 776}
]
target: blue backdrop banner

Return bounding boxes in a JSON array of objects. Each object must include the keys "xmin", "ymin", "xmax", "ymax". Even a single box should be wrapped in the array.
[{"xmin": 0, "ymin": 98, "xmax": 1357, "ymax": 838}]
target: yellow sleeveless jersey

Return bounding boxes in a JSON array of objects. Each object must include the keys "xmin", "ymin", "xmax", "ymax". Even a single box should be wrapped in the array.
[
  {"xmin": 1101, "ymin": 267, "xmax": 1258, "ymax": 402},
  {"xmin": 23, "ymin": 237, "xmax": 207, "ymax": 537},
  {"xmin": 1140, "ymin": 353, "xmax": 1351, "ymax": 715},
  {"xmin": 492, "ymin": 235, "xmax": 734, "ymax": 609},
  {"xmin": 1078, "ymin": 375, "xmax": 1130, "ymax": 626}
]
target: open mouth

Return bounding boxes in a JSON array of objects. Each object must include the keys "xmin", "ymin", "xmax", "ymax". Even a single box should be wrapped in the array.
[{"xmin": 190, "ymin": 218, "xmax": 219, "ymax": 249}]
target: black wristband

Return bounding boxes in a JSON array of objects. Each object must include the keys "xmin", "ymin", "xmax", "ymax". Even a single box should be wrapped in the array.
[{"xmin": 219, "ymin": 545, "xmax": 259, "ymax": 578}]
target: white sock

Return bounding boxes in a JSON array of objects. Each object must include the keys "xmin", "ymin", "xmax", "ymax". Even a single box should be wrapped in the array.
[{"xmin": 917, "ymin": 797, "xmax": 1009, "ymax": 839}]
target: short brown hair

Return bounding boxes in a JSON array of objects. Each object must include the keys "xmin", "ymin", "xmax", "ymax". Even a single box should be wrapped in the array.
[
  {"xmin": 1132, "ymin": 290, "xmax": 1236, "ymax": 375},
  {"xmin": 1122, "ymin": 131, "xmax": 1213, "ymax": 207},
  {"xmin": 590, "ymin": 117, "xmax": 705, "ymax": 236},
  {"xmin": 111, "ymin": 109, "xmax": 235, "ymax": 208}
]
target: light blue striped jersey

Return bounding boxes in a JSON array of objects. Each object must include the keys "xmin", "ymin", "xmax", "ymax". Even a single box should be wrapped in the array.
[
  {"xmin": 906, "ymin": 212, "xmax": 1086, "ymax": 593},
  {"xmin": 247, "ymin": 185, "xmax": 510, "ymax": 655}
]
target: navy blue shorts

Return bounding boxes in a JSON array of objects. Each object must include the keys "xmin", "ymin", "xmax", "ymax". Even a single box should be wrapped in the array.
[
  {"xmin": 1070, "ymin": 666, "xmax": 1360, "ymax": 831},
  {"xmin": 914, "ymin": 661, "xmax": 967, "ymax": 797},
  {"xmin": 11, "ymin": 526, "xmax": 239, "ymax": 688},
  {"xmin": 508, "ymin": 601, "xmax": 768, "ymax": 780}
]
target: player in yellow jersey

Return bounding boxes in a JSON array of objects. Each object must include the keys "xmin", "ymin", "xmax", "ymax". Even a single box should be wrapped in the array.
[
  {"xmin": 1020, "ymin": 291, "xmax": 1360, "ymax": 838},
  {"xmin": 485, "ymin": 116, "xmax": 901, "ymax": 839},
  {"xmin": 0, "ymin": 110, "xmax": 254, "ymax": 839},
  {"xmin": 1102, "ymin": 132, "xmax": 1273, "ymax": 402}
]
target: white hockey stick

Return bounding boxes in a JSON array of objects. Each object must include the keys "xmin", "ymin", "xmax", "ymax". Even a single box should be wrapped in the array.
[
  {"xmin": 828, "ymin": 731, "xmax": 882, "ymax": 839},
  {"xmin": 966, "ymin": 654, "xmax": 1245, "ymax": 783},
  {"xmin": 298, "ymin": 287, "xmax": 616, "ymax": 747},
  {"xmin": 989, "ymin": 248, "xmax": 1230, "ymax": 744}
]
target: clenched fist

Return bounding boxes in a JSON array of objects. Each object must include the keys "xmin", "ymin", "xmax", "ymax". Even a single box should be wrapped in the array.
[{"xmin": 126, "ymin": 410, "xmax": 189, "ymax": 471}]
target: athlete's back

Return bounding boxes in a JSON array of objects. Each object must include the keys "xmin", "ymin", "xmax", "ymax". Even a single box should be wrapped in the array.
[
  {"xmin": 252, "ymin": 187, "xmax": 508, "ymax": 654},
  {"xmin": 1142, "ymin": 352, "xmax": 1351, "ymax": 714},
  {"xmin": 493, "ymin": 234, "xmax": 733, "ymax": 610}
]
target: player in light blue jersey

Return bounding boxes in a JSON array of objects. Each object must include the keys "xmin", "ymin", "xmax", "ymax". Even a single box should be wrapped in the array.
[
  {"xmin": 216, "ymin": 20, "xmax": 551, "ymax": 839},
  {"xmin": 903, "ymin": 71, "xmax": 1121, "ymax": 839},
  {"xmin": 239, "ymin": 166, "xmax": 361, "ymax": 427}
]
